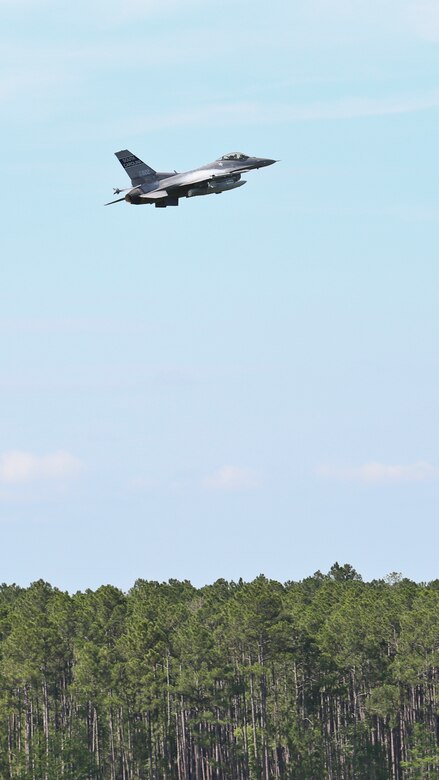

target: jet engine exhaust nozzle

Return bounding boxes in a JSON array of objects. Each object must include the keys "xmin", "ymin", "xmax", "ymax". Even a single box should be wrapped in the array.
[{"xmin": 124, "ymin": 188, "xmax": 142, "ymax": 204}]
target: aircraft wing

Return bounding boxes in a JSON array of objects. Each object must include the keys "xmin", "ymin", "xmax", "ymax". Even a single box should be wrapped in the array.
[
  {"xmin": 139, "ymin": 189, "xmax": 168, "ymax": 201},
  {"xmin": 159, "ymin": 169, "xmax": 244, "ymax": 193},
  {"xmin": 105, "ymin": 189, "xmax": 169, "ymax": 205},
  {"xmin": 136, "ymin": 168, "xmax": 248, "ymax": 201}
]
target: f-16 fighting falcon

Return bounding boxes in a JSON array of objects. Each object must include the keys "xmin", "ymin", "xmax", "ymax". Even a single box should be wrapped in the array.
[{"xmin": 106, "ymin": 150, "xmax": 277, "ymax": 208}]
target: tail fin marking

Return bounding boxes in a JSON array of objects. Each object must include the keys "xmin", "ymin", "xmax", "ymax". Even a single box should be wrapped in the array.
[{"xmin": 115, "ymin": 150, "xmax": 157, "ymax": 185}]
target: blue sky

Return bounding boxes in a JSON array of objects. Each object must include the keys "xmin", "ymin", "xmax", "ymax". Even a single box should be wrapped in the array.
[{"xmin": 1, "ymin": 0, "xmax": 438, "ymax": 590}]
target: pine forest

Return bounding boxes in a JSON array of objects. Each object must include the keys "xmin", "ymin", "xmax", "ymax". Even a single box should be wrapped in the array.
[{"xmin": 0, "ymin": 564, "xmax": 438, "ymax": 779}]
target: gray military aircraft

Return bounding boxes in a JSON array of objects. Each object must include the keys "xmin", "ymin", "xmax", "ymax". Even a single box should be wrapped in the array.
[{"xmin": 106, "ymin": 150, "xmax": 277, "ymax": 208}]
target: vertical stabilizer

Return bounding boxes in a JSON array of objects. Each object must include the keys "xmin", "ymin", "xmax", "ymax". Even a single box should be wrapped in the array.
[{"xmin": 115, "ymin": 150, "xmax": 157, "ymax": 185}]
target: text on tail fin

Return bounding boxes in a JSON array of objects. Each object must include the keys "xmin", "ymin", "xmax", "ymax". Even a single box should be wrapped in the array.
[{"xmin": 115, "ymin": 149, "xmax": 156, "ymax": 184}]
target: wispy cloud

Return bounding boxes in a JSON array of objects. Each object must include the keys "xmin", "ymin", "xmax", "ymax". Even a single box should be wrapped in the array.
[
  {"xmin": 0, "ymin": 451, "xmax": 82, "ymax": 484},
  {"xmin": 317, "ymin": 462, "xmax": 439, "ymax": 484},
  {"xmin": 0, "ymin": 71, "xmax": 66, "ymax": 103},
  {"xmin": 0, "ymin": 316, "xmax": 150, "ymax": 334},
  {"xmin": 0, "ymin": 0, "xmax": 49, "ymax": 5},
  {"xmin": 282, "ymin": 93, "xmax": 439, "ymax": 120},
  {"xmin": 0, "ymin": 0, "xmax": 204, "ymax": 10},
  {"xmin": 117, "ymin": 92, "xmax": 439, "ymax": 135},
  {"xmin": 91, "ymin": 0, "xmax": 208, "ymax": 22},
  {"xmin": 408, "ymin": 0, "xmax": 439, "ymax": 41},
  {"xmin": 203, "ymin": 465, "xmax": 260, "ymax": 492}
]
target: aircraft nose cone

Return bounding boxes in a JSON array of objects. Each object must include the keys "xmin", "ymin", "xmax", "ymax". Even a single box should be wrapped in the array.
[{"xmin": 260, "ymin": 158, "xmax": 277, "ymax": 167}]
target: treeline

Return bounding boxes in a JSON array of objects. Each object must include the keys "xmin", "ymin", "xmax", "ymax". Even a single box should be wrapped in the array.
[{"xmin": 0, "ymin": 564, "xmax": 438, "ymax": 779}]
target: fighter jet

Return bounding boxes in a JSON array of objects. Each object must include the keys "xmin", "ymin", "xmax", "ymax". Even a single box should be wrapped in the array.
[{"xmin": 106, "ymin": 150, "xmax": 277, "ymax": 208}]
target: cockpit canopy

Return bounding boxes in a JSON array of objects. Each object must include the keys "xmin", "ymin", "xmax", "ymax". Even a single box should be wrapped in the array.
[{"xmin": 220, "ymin": 152, "xmax": 249, "ymax": 161}]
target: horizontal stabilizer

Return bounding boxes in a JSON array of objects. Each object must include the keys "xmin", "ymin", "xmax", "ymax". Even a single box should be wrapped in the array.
[{"xmin": 139, "ymin": 190, "xmax": 168, "ymax": 200}]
